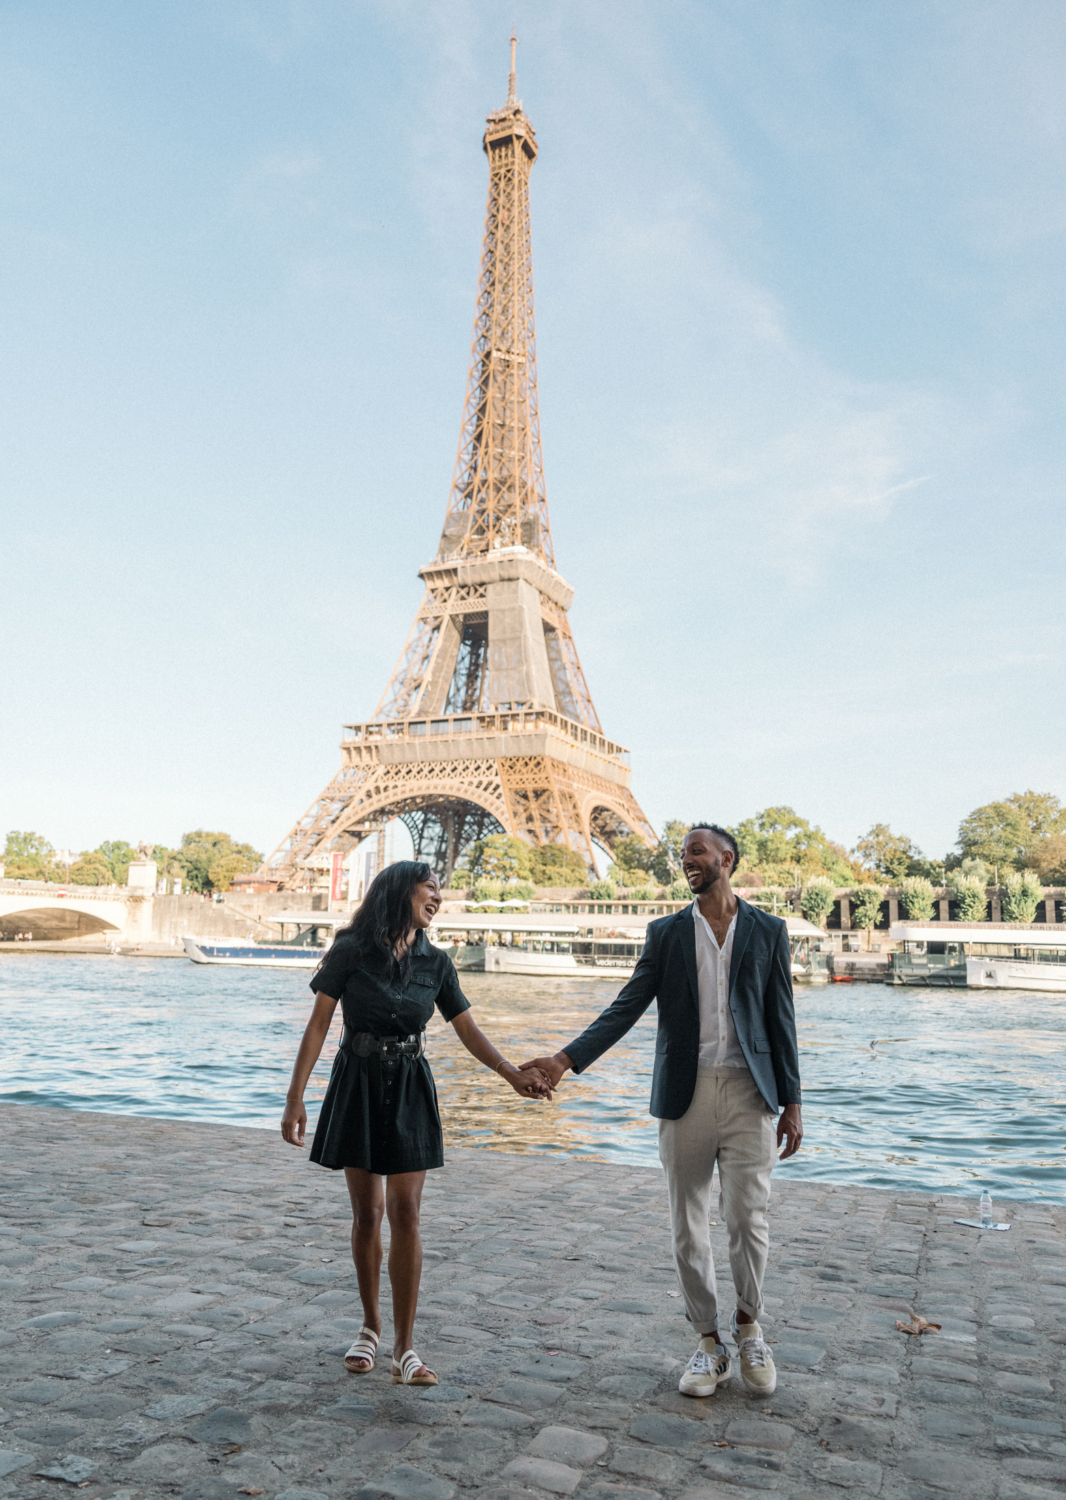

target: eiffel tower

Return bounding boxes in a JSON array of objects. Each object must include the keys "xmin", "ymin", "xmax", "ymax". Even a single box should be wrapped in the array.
[{"xmin": 262, "ymin": 40, "xmax": 655, "ymax": 889}]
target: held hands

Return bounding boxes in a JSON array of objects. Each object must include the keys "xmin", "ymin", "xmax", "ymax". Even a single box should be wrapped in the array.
[
  {"xmin": 498, "ymin": 1062, "xmax": 554, "ymax": 1100},
  {"xmin": 777, "ymin": 1102, "xmax": 803, "ymax": 1159},
  {"xmin": 281, "ymin": 1098, "xmax": 307, "ymax": 1148},
  {"xmin": 518, "ymin": 1052, "xmax": 571, "ymax": 1091}
]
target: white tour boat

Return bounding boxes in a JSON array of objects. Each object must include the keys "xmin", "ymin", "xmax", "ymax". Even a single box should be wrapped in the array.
[
  {"xmin": 430, "ymin": 911, "xmax": 830, "ymax": 981},
  {"xmin": 182, "ymin": 912, "xmax": 347, "ymax": 969},
  {"xmin": 889, "ymin": 922, "xmax": 1066, "ymax": 993},
  {"xmin": 429, "ymin": 913, "xmax": 643, "ymax": 978}
]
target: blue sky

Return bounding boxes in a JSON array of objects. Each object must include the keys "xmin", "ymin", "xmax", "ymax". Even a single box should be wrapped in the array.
[{"xmin": 2, "ymin": 1, "xmax": 1064, "ymax": 864}]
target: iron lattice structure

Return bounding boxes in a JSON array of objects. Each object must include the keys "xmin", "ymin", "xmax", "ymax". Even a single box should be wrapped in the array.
[{"xmin": 263, "ymin": 45, "xmax": 655, "ymax": 888}]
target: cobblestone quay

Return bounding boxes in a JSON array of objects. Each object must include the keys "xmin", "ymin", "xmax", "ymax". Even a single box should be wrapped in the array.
[{"xmin": 1, "ymin": 1105, "xmax": 1063, "ymax": 1500}]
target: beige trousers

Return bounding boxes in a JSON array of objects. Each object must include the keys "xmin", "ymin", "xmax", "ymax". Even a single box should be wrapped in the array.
[{"xmin": 658, "ymin": 1065, "xmax": 775, "ymax": 1335}]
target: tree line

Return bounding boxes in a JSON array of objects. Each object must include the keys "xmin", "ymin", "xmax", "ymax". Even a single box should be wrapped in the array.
[
  {"xmin": 452, "ymin": 789, "xmax": 1066, "ymax": 907},
  {"xmin": 5, "ymin": 788, "xmax": 1062, "ymax": 904},
  {"xmin": 1, "ymin": 830, "xmax": 262, "ymax": 894}
]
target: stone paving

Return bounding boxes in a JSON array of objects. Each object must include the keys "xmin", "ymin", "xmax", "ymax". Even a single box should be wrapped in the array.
[{"xmin": 1, "ymin": 1103, "xmax": 1064, "ymax": 1500}]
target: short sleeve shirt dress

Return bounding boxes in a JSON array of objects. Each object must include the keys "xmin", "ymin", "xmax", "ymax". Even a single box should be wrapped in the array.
[{"xmin": 308, "ymin": 929, "xmax": 471, "ymax": 1176}]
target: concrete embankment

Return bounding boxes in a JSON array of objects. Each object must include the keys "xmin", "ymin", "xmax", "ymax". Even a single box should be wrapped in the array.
[{"xmin": 0, "ymin": 1103, "xmax": 1063, "ymax": 1498}]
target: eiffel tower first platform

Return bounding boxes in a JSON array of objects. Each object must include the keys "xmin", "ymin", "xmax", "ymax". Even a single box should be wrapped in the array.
[{"xmin": 262, "ymin": 44, "xmax": 655, "ymax": 889}]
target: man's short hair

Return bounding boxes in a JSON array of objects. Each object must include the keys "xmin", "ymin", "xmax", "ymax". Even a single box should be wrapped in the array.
[{"xmin": 686, "ymin": 822, "xmax": 740, "ymax": 870}]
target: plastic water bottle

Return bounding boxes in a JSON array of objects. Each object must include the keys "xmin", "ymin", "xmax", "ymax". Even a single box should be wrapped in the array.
[{"xmin": 980, "ymin": 1191, "xmax": 993, "ymax": 1228}]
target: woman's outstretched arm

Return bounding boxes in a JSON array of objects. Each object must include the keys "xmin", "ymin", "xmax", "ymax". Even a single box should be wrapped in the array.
[
  {"xmin": 450, "ymin": 1011, "xmax": 551, "ymax": 1098},
  {"xmin": 281, "ymin": 990, "xmax": 341, "ymax": 1146}
]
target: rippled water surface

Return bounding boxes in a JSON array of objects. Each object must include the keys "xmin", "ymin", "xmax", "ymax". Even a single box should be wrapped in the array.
[{"xmin": 2, "ymin": 954, "xmax": 1064, "ymax": 1200}]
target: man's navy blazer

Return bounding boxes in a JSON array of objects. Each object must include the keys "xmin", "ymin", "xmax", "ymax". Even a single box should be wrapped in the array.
[{"xmin": 563, "ymin": 899, "xmax": 801, "ymax": 1119}]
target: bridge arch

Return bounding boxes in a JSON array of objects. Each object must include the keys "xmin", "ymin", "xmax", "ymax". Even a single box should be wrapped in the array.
[{"xmin": 0, "ymin": 905, "xmax": 121, "ymax": 942}]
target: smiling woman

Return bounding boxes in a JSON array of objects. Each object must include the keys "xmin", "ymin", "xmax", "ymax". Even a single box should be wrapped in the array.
[{"xmin": 278, "ymin": 858, "xmax": 551, "ymax": 1388}]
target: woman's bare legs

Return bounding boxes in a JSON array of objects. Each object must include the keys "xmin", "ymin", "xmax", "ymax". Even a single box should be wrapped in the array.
[
  {"xmin": 385, "ymin": 1171, "xmax": 429, "ymax": 1371},
  {"xmin": 343, "ymin": 1168, "xmax": 385, "ymax": 1366},
  {"xmin": 343, "ymin": 1167, "xmax": 430, "ymax": 1375}
]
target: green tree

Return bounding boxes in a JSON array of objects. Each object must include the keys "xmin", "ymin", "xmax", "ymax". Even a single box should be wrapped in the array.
[
  {"xmin": 178, "ymin": 831, "xmax": 263, "ymax": 893},
  {"xmin": 1028, "ymin": 833, "xmax": 1066, "ymax": 886},
  {"xmin": 478, "ymin": 834, "xmax": 533, "ymax": 884},
  {"xmin": 69, "ymin": 851, "xmax": 114, "ymax": 886},
  {"xmin": 456, "ymin": 835, "xmax": 533, "ymax": 885},
  {"xmin": 610, "ymin": 833, "xmax": 654, "ymax": 881},
  {"xmin": 528, "ymin": 844, "xmax": 588, "ymax": 887},
  {"xmin": 949, "ymin": 872, "xmax": 988, "ymax": 922},
  {"xmin": 733, "ymin": 806, "xmax": 856, "ymax": 885},
  {"xmin": 911, "ymin": 856, "xmax": 946, "ymax": 885},
  {"xmin": 150, "ymin": 846, "xmax": 182, "ymax": 892},
  {"xmin": 957, "ymin": 791, "xmax": 1066, "ymax": 872},
  {"xmin": 1002, "ymin": 871, "xmax": 1044, "ymax": 923},
  {"xmin": 3, "ymin": 830, "xmax": 60, "ymax": 882},
  {"xmin": 853, "ymin": 823, "xmax": 925, "ymax": 881},
  {"xmin": 589, "ymin": 878, "xmax": 617, "ymax": 900},
  {"xmin": 667, "ymin": 877, "xmax": 692, "ymax": 902},
  {"xmin": 900, "ymin": 876, "xmax": 936, "ymax": 921},
  {"xmin": 800, "ymin": 876, "xmax": 835, "ymax": 928},
  {"xmin": 97, "ymin": 840, "xmax": 136, "ymax": 885},
  {"xmin": 850, "ymin": 885, "xmax": 885, "ymax": 932}
]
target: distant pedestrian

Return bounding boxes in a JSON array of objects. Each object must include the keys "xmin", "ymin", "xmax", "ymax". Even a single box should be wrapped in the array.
[
  {"xmin": 282, "ymin": 859, "xmax": 549, "ymax": 1387},
  {"xmin": 523, "ymin": 824, "xmax": 802, "ymax": 1401}
]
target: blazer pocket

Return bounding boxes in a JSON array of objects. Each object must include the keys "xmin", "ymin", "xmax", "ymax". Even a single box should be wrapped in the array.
[{"xmin": 752, "ymin": 1036, "xmax": 772, "ymax": 1053}]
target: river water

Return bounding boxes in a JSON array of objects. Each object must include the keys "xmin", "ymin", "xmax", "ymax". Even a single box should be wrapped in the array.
[{"xmin": 2, "ymin": 954, "xmax": 1063, "ymax": 1202}]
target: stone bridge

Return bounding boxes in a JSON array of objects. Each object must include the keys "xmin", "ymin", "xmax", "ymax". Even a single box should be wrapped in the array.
[
  {"xmin": 0, "ymin": 882, "xmax": 321, "ymax": 945},
  {"xmin": 0, "ymin": 882, "xmax": 148, "ymax": 942}
]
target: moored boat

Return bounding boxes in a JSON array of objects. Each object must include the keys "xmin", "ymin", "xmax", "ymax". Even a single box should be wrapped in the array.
[
  {"xmin": 182, "ymin": 911, "xmax": 348, "ymax": 968},
  {"xmin": 889, "ymin": 921, "xmax": 1066, "ymax": 992},
  {"xmin": 430, "ymin": 911, "xmax": 830, "ymax": 981},
  {"xmin": 182, "ymin": 937, "xmax": 325, "ymax": 969}
]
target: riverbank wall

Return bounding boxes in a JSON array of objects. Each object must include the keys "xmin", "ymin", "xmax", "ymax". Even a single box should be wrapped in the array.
[{"xmin": 0, "ymin": 1102, "xmax": 1063, "ymax": 1498}]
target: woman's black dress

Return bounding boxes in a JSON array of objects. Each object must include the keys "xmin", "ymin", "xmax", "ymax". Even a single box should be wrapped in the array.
[{"xmin": 308, "ymin": 929, "xmax": 471, "ymax": 1175}]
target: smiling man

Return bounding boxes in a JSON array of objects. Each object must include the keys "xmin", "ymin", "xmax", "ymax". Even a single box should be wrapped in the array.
[{"xmin": 523, "ymin": 823, "xmax": 802, "ymax": 1400}]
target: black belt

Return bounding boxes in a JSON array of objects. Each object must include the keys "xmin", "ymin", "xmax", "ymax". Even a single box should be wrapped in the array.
[{"xmin": 341, "ymin": 1029, "xmax": 425, "ymax": 1059}]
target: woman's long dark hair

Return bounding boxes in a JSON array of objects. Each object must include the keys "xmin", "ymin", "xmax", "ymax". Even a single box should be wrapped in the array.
[{"xmin": 333, "ymin": 859, "xmax": 435, "ymax": 977}]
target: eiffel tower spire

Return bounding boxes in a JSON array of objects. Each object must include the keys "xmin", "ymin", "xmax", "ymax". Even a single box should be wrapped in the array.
[
  {"xmin": 437, "ymin": 29, "xmax": 552, "ymax": 571},
  {"xmin": 262, "ymin": 46, "xmax": 654, "ymax": 887}
]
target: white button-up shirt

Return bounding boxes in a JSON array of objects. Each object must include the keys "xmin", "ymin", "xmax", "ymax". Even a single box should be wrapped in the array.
[{"xmin": 693, "ymin": 902, "xmax": 747, "ymax": 1070}]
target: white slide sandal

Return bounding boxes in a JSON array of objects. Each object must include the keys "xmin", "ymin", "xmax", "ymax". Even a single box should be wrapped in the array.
[
  {"xmin": 343, "ymin": 1327, "xmax": 380, "ymax": 1373},
  {"xmin": 391, "ymin": 1349, "xmax": 437, "ymax": 1386}
]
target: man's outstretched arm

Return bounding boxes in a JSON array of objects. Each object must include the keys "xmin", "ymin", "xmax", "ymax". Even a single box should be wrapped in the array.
[{"xmin": 521, "ymin": 925, "xmax": 662, "ymax": 1086}]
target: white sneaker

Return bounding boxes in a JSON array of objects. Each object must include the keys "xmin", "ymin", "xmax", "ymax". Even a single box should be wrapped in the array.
[
  {"xmin": 678, "ymin": 1338, "xmax": 731, "ymax": 1398},
  {"xmin": 731, "ymin": 1314, "xmax": 777, "ymax": 1395}
]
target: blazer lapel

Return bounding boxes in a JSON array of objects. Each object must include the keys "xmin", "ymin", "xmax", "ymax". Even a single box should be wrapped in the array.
[
  {"xmin": 677, "ymin": 905, "xmax": 698, "ymax": 1007},
  {"xmin": 728, "ymin": 899, "xmax": 754, "ymax": 998}
]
